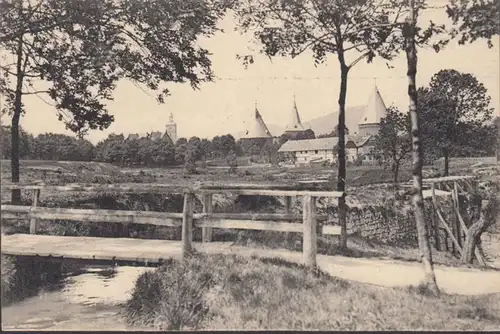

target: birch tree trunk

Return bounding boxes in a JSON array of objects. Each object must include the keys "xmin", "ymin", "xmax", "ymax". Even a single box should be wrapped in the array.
[{"xmin": 405, "ymin": 0, "xmax": 439, "ymax": 295}]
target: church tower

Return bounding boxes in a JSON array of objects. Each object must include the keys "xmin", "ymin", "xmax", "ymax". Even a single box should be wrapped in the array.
[
  {"xmin": 358, "ymin": 84, "xmax": 388, "ymax": 136},
  {"xmin": 165, "ymin": 112, "xmax": 177, "ymax": 144},
  {"xmin": 242, "ymin": 104, "xmax": 273, "ymax": 139},
  {"xmin": 284, "ymin": 96, "xmax": 306, "ymax": 134}
]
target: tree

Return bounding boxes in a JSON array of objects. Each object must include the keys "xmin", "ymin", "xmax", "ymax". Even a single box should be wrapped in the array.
[
  {"xmin": 0, "ymin": 125, "xmax": 34, "ymax": 159},
  {"xmin": 0, "ymin": 0, "xmax": 231, "ymax": 203},
  {"xmin": 188, "ymin": 136, "xmax": 204, "ymax": 161},
  {"xmin": 461, "ymin": 199, "xmax": 495, "ymax": 264},
  {"xmin": 200, "ymin": 138, "xmax": 213, "ymax": 161},
  {"xmin": 372, "ymin": 106, "xmax": 411, "ymax": 187},
  {"xmin": 419, "ymin": 69, "xmax": 494, "ymax": 176},
  {"xmin": 403, "ymin": 0, "xmax": 439, "ymax": 295},
  {"xmin": 235, "ymin": 0, "xmax": 407, "ymax": 249},
  {"xmin": 175, "ymin": 138, "xmax": 188, "ymax": 165},
  {"xmin": 94, "ymin": 134, "xmax": 125, "ymax": 165},
  {"xmin": 446, "ymin": 0, "xmax": 499, "ymax": 48},
  {"xmin": 317, "ymin": 125, "xmax": 349, "ymax": 138},
  {"xmin": 278, "ymin": 128, "xmax": 315, "ymax": 147},
  {"xmin": 226, "ymin": 150, "xmax": 238, "ymax": 173}
]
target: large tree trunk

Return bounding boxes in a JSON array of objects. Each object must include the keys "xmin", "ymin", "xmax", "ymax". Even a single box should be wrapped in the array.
[
  {"xmin": 336, "ymin": 49, "xmax": 349, "ymax": 250},
  {"xmin": 405, "ymin": 0, "xmax": 439, "ymax": 295},
  {"xmin": 461, "ymin": 200, "xmax": 492, "ymax": 264},
  {"xmin": 11, "ymin": 33, "xmax": 25, "ymax": 204},
  {"xmin": 443, "ymin": 148, "xmax": 449, "ymax": 176}
]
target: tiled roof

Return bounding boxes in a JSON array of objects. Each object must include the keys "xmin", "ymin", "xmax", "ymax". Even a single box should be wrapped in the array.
[
  {"xmin": 278, "ymin": 135, "xmax": 372, "ymax": 153},
  {"xmin": 278, "ymin": 137, "xmax": 339, "ymax": 152}
]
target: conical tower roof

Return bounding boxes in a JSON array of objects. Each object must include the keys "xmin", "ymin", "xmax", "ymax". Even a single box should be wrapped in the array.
[
  {"xmin": 359, "ymin": 84, "xmax": 387, "ymax": 125},
  {"xmin": 285, "ymin": 96, "xmax": 305, "ymax": 132},
  {"xmin": 243, "ymin": 105, "xmax": 273, "ymax": 138}
]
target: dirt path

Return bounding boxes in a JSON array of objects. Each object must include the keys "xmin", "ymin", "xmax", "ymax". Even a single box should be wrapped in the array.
[{"xmin": 200, "ymin": 243, "xmax": 500, "ymax": 296}]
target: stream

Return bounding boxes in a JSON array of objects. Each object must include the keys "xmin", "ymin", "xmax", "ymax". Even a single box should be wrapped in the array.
[{"xmin": 1, "ymin": 263, "xmax": 155, "ymax": 331}]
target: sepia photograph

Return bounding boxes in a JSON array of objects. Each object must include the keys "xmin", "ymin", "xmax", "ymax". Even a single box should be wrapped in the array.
[{"xmin": 1, "ymin": 0, "xmax": 499, "ymax": 331}]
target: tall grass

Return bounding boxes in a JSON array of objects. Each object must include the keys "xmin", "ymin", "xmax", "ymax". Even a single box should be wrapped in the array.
[{"xmin": 124, "ymin": 253, "xmax": 500, "ymax": 331}]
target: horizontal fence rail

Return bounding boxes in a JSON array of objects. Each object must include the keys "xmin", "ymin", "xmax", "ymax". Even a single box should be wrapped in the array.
[{"xmin": 1, "ymin": 182, "xmax": 345, "ymax": 267}]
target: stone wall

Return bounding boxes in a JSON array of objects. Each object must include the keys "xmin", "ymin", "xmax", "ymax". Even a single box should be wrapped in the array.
[{"xmin": 344, "ymin": 207, "xmax": 418, "ymax": 246}]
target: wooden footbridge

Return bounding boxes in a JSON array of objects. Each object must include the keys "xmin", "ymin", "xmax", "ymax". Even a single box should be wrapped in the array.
[
  {"xmin": 1, "ymin": 181, "xmax": 344, "ymax": 267},
  {"xmin": 1, "ymin": 175, "xmax": 485, "ymax": 267}
]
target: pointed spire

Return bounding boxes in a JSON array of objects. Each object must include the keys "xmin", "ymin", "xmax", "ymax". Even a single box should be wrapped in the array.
[
  {"xmin": 359, "ymin": 83, "xmax": 387, "ymax": 125},
  {"xmin": 285, "ymin": 95, "xmax": 305, "ymax": 132},
  {"xmin": 243, "ymin": 103, "xmax": 273, "ymax": 138}
]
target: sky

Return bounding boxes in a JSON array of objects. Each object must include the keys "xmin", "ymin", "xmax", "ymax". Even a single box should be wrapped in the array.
[{"xmin": 1, "ymin": 4, "xmax": 499, "ymax": 144}]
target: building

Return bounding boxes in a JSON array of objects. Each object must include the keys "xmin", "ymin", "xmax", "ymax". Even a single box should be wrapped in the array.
[
  {"xmin": 302, "ymin": 84, "xmax": 388, "ymax": 136},
  {"xmin": 241, "ymin": 104, "xmax": 273, "ymax": 139},
  {"xmin": 239, "ymin": 105, "xmax": 275, "ymax": 156},
  {"xmin": 284, "ymin": 96, "xmax": 307, "ymax": 135},
  {"xmin": 165, "ymin": 112, "xmax": 177, "ymax": 144},
  {"xmin": 277, "ymin": 135, "xmax": 375, "ymax": 165},
  {"xmin": 125, "ymin": 113, "xmax": 177, "ymax": 144}
]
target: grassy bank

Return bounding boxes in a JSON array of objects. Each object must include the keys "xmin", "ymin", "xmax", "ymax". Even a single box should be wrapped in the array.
[
  {"xmin": 124, "ymin": 253, "xmax": 500, "ymax": 331},
  {"xmin": 1, "ymin": 255, "xmax": 16, "ymax": 302}
]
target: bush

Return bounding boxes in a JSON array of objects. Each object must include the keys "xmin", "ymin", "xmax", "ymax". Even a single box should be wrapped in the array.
[
  {"xmin": 124, "ymin": 254, "xmax": 335, "ymax": 330},
  {"xmin": 1, "ymin": 255, "xmax": 16, "ymax": 301}
]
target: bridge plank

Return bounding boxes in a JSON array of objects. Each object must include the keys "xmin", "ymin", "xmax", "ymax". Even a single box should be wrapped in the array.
[{"xmin": 0, "ymin": 234, "xmax": 185, "ymax": 263}]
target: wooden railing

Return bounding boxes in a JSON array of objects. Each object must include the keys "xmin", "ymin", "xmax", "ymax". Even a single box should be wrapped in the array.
[{"xmin": 1, "ymin": 183, "xmax": 344, "ymax": 267}]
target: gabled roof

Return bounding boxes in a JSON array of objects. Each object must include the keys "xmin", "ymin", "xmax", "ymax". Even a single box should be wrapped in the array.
[
  {"xmin": 359, "ymin": 85, "xmax": 387, "ymax": 125},
  {"xmin": 278, "ymin": 137, "xmax": 339, "ymax": 153},
  {"xmin": 278, "ymin": 135, "xmax": 372, "ymax": 153},
  {"xmin": 285, "ymin": 97, "xmax": 306, "ymax": 132},
  {"xmin": 348, "ymin": 135, "xmax": 372, "ymax": 147},
  {"xmin": 242, "ymin": 106, "xmax": 273, "ymax": 139}
]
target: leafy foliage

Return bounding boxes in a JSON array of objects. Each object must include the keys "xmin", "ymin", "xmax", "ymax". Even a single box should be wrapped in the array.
[
  {"xmin": 446, "ymin": 0, "xmax": 499, "ymax": 48},
  {"xmin": 419, "ymin": 69, "xmax": 495, "ymax": 173},
  {"xmin": 372, "ymin": 106, "xmax": 411, "ymax": 186},
  {"xmin": 278, "ymin": 129, "xmax": 315, "ymax": 146},
  {"xmin": 0, "ymin": 125, "xmax": 34, "ymax": 159}
]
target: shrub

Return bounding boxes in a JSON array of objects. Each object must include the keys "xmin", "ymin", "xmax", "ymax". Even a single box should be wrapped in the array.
[{"xmin": 1, "ymin": 255, "xmax": 16, "ymax": 301}]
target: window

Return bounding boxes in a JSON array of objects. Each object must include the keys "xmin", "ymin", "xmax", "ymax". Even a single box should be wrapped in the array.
[{"xmin": 314, "ymin": 150, "xmax": 318, "ymax": 154}]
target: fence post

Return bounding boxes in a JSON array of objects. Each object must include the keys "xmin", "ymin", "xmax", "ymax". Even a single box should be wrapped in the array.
[
  {"xmin": 431, "ymin": 184, "xmax": 440, "ymax": 251},
  {"xmin": 452, "ymin": 182, "xmax": 462, "ymax": 249},
  {"xmin": 302, "ymin": 195, "xmax": 317, "ymax": 268},
  {"xmin": 202, "ymin": 193, "xmax": 213, "ymax": 242},
  {"xmin": 182, "ymin": 192, "xmax": 194, "ymax": 259},
  {"xmin": 30, "ymin": 189, "xmax": 40, "ymax": 234}
]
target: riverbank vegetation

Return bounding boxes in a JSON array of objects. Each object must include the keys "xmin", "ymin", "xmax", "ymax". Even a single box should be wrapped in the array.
[{"xmin": 124, "ymin": 253, "xmax": 500, "ymax": 331}]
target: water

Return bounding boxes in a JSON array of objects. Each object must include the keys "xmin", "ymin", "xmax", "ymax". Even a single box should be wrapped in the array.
[{"xmin": 1, "ymin": 264, "xmax": 155, "ymax": 331}]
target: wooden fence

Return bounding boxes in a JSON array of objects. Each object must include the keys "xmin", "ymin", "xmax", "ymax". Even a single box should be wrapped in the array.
[
  {"xmin": 1, "ymin": 183, "xmax": 344, "ymax": 267},
  {"xmin": 424, "ymin": 175, "xmax": 486, "ymax": 264}
]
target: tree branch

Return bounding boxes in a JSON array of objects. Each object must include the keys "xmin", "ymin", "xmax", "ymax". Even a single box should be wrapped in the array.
[{"xmin": 348, "ymin": 51, "xmax": 370, "ymax": 68}]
